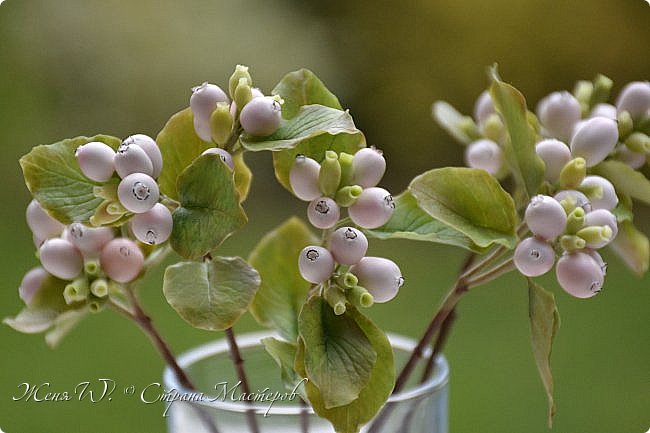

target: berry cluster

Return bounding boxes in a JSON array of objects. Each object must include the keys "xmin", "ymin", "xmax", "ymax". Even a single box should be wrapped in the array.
[
  {"xmin": 515, "ymin": 190, "xmax": 617, "ymax": 298},
  {"xmin": 75, "ymin": 135, "xmax": 173, "ymax": 245},
  {"xmin": 291, "ymin": 147, "xmax": 403, "ymax": 313},
  {"xmin": 22, "ymin": 199, "xmax": 147, "ymax": 312}
]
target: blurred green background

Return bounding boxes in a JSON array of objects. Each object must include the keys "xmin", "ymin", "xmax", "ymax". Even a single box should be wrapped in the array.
[{"xmin": 1, "ymin": 0, "xmax": 649, "ymax": 432}]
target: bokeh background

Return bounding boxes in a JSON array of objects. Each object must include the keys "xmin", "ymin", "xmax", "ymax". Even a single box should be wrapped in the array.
[{"xmin": 1, "ymin": 0, "xmax": 649, "ymax": 432}]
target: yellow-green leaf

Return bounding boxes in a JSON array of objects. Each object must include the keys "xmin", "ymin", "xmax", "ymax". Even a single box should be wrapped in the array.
[{"xmin": 272, "ymin": 68, "xmax": 342, "ymax": 119}]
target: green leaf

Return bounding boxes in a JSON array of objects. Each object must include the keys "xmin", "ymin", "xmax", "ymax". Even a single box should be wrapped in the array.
[
  {"xmin": 528, "ymin": 279, "xmax": 560, "ymax": 428},
  {"xmin": 156, "ymin": 108, "xmax": 213, "ymax": 201},
  {"xmin": 272, "ymin": 68, "xmax": 342, "ymax": 119},
  {"xmin": 431, "ymin": 101, "xmax": 476, "ymax": 145},
  {"xmin": 296, "ymin": 304, "xmax": 395, "ymax": 433},
  {"xmin": 591, "ymin": 160, "xmax": 650, "ymax": 205},
  {"xmin": 20, "ymin": 135, "xmax": 122, "ymax": 224},
  {"xmin": 163, "ymin": 257, "xmax": 261, "ymax": 331},
  {"xmin": 609, "ymin": 220, "xmax": 649, "ymax": 276},
  {"xmin": 45, "ymin": 308, "xmax": 89, "ymax": 348},
  {"xmin": 171, "ymin": 154, "xmax": 247, "ymax": 260},
  {"xmin": 3, "ymin": 308, "xmax": 58, "ymax": 334},
  {"xmin": 249, "ymin": 217, "xmax": 318, "ymax": 341},
  {"xmin": 273, "ymin": 129, "xmax": 366, "ymax": 193},
  {"xmin": 409, "ymin": 167, "xmax": 518, "ymax": 249},
  {"xmin": 298, "ymin": 296, "xmax": 377, "ymax": 409},
  {"xmin": 240, "ymin": 105, "xmax": 363, "ymax": 152},
  {"xmin": 365, "ymin": 191, "xmax": 488, "ymax": 253},
  {"xmin": 261, "ymin": 337, "xmax": 304, "ymax": 394},
  {"xmin": 489, "ymin": 66, "xmax": 544, "ymax": 202}
]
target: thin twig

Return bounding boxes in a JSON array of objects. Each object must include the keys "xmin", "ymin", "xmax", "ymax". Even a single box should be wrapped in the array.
[
  {"xmin": 466, "ymin": 257, "xmax": 515, "ymax": 289},
  {"xmin": 420, "ymin": 308, "xmax": 457, "ymax": 383},
  {"xmin": 224, "ymin": 327, "xmax": 260, "ymax": 433}
]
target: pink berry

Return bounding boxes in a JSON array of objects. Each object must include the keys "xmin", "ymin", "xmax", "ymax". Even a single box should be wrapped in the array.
[
  {"xmin": 570, "ymin": 117, "xmax": 618, "ymax": 167},
  {"xmin": 589, "ymin": 103, "xmax": 617, "ymax": 120},
  {"xmin": 579, "ymin": 175, "xmax": 618, "ymax": 211},
  {"xmin": 352, "ymin": 147, "xmax": 386, "ymax": 188},
  {"xmin": 329, "ymin": 227, "xmax": 368, "ymax": 265},
  {"xmin": 66, "ymin": 223, "xmax": 114, "ymax": 255},
  {"xmin": 616, "ymin": 81, "xmax": 650, "ymax": 119},
  {"xmin": 348, "ymin": 187, "xmax": 395, "ymax": 229},
  {"xmin": 190, "ymin": 83, "xmax": 229, "ymax": 120},
  {"xmin": 202, "ymin": 148, "xmax": 234, "ymax": 170},
  {"xmin": 583, "ymin": 209, "xmax": 618, "ymax": 248},
  {"xmin": 75, "ymin": 141, "xmax": 116, "ymax": 182},
  {"xmin": 554, "ymin": 190, "xmax": 591, "ymax": 213},
  {"xmin": 535, "ymin": 139, "xmax": 571, "ymax": 183},
  {"xmin": 26, "ymin": 199, "xmax": 65, "ymax": 240},
  {"xmin": 239, "ymin": 96, "xmax": 282, "ymax": 136},
  {"xmin": 114, "ymin": 142, "xmax": 154, "ymax": 179},
  {"xmin": 298, "ymin": 246, "xmax": 335, "ymax": 284},
  {"xmin": 514, "ymin": 237, "xmax": 555, "ymax": 277},
  {"xmin": 39, "ymin": 238, "xmax": 83, "ymax": 280},
  {"xmin": 307, "ymin": 197, "xmax": 340, "ymax": 229},
  {"xmin": 290, "ymin": 155, "xmax": 321, "ymax": 201},
  {"xmin": 117, "ymin": 173, "xmax": 159, "ymax": 214},
  {"xmin": 555, "ymin": 252, "xmax": 604, "ymax": 298},
  {"xmin": 122, "ymin": 135, "xmax": 163, "ymax": 178},
  {"xmin": 537, "ymin": 91, "xmax": 582, "ymax": 142},
  {"xmin": 616, "ymin": 144, "xmax": 646, "ymax": 169},
  {"xmin": 100, "ymin": 238, "xmax": 144, "ymax": 283},
  {"xmin": 349, "ymin": 257, "xmax": 403, "ymax": 303},
  {"xmin": 524, "ymin": 195, "xmax": 567, "ymax": 240},
  {"xmin": 19, "ymin": 267, "xmax": 49, "ymax": 305},
  {"xmin": 130, "ymin": 203, "xmax": 173, "ymax": 245},
  {"xmin": 464, "ymin": 139, "xmax": 502, "ymax": 175}
]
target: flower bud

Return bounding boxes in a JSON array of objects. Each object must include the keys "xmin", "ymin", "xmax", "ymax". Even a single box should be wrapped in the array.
[
  {"xmin": 348, "ymin": 187, "xmax": 395, "ymax": 229},
  {"xmin": 570, "ymin": 116, "xmax": 618, "ymax": 167},
  {"xmin": 590, "ymin": 74, "xmax": 613, "ymax": 107},
  {"xmin": 90, "ymin": 278, "xmax": 109, "ymax": 298},
  {"xmin": 617, "ymin": 110, "xmax": 634, "ymax": 139},
  {"xmin": 576, "ymin": 225, "xmax": 613, "ymax": 249},
  {"xmin": 84, "ymin": 259, "xmax": 100, "ymax": 277},
  {"xmin": 535, "ymin": 139, "xmax": 571, "ymax": 183},
  {"xmin": 473, "ymin": 90, "xmax": 495, "ymax": 125},
  {"xmin": 480, "ymin": 113, "xmax": 505, "ymax": 143},
  {"xmin": 329, "ymin": 227, "xmax": 368, "ymax": 265},
  {"xmin": 513, "ymin": 237, "xmax": 555, "ymax": 277},
  {"xmin": 228, "ymin": 65, "xmax": 252, "ymax": 100},
  {"xmin": 346, "ymin": 285, "xmax": 374, "ymax": 309},
  {"xmin": 209, "ymin": 103, "xmax": 234, "ymax": 146},
  {"xmin": 554, "ymin": 189, "xmax": 591, "ymax": 214},
  {"xmin": 615, "ymin": 144, "xmax": 646, "ymax": 169},
  {"xmin": 234, "ymin": 77, "xmax": 253, "ymax": 112},
  {"xmin": 324, "ymin": 286, "xmax": 347, "ymax": 316},
  {"xmin": 555, "ymin": 252, "xmax": 604, "ymax": 298},
  {"xmin": 349, "ymin": 257, "xmax": 403, "ymax": 303},
  {"xmin": 537, "ymin": 91, "xmax": 582, "ymax": 142},
  {"xmin": 583, "ymin": 209, "xmax": 618, "ymax": 248},
  {"xmin": 39, "ymin": 238, "xmax": 84, "ymax": 280},
  {"xmin": 589, "ymin": 103, "xmax": 617, "ymax": 120},
  {"xmin": 319, "ymin": 151, "xmax": 342, "ymax": 197},
  {"xmin": 352, "ymin": 147, "xmax": 386, "ymax": 188},
  {"xmin": 63, "ymin": 277, "xmax": 89, "ymax": 304},
  {"xmin": 336, "ymin": 272, "xmax": 358, "ymax": 289},
  {"xmin": 624, "ymin": 132, "xmax": 650, "ymax": 154},
  {"xmin": 307, "ymin": 197, "xmax": 340, "ymax": 229},
  {"xmin": 338, "ymin": 152, "xmax": 355, "ymax": 187},
  {"xmin": 117, "ymin": 173, "xmax": 159, "ymax": 214},
  {"xmin": 130, "ymin": 203, "xmax": 173, "ymax": 245},
  {"xmin": 464, "ymin": 139, "xmax": 502, "ymax": 175},
  {"xmin": 19, "ymin": 267, "xmax": 49, "ymax": 305},
  {"xmin": 298, "ymin": 246, "xmax": 335, "ymax": 284},
  {"xmin": 26, "ymin": 199, "xmax": 65, "ymax": 240},
  {"xmin": 66, "ymin": 222, "xmax": 115, "ymax": 255},
  {"xmin": 579, "ymin": 175, "xmax": 618, "ymax": 211},
  {"xmin": 114, "ymin": 143, "xmax": 154, "ymax": 179},
  {"xmin": 290, "ymin": 155, "xmax": 321, "ymax": 201},
  {"xmin": 239, "ymin": 96, "xmax": 282, "ymax": 136},
  {"xmin": 100, "ymin": 238, "xmax": 144, "ymax": 283},
  {"xmin": 75, "ymin": 141, "xmax": 116, "ymax": 182},
  {"xmin": 559, "ymin": 157, "xmax": 587, "ymax": 190},
  {"xmin": 122, "ymin": 135, "xmax": 163, "ymax": 178},
  {"xmin": 560, "ymin": 235, "xmax": 587, "ymax": 252},
  {"xmin": 524, "ymin": 195, "xmax": 567, "ymax": 240},
  {"xmin": 565, "ymin": 207, "xmax": 586, "ymax": 234},
  {"xmin": 616, "ymin": 81, "xmax": 650, "ymax": 120},
  {"xmin": 190, "ymin": 82, "xmax": 229, "ymax": 121},
  {"xmin": 201, "ymin": 148, "xmax": 234, "ymax": 170},
  {"xmin": 335, "ymin": 185, "xmax": 363, "ymax": 207}
]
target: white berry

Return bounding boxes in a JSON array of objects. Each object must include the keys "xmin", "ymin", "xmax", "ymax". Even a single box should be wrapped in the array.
[
  {"xmin": 239, "ymin": 96, "xmax": 282, "ymax": 136},
  {"xmin": 117, "ymin": 173, "xmax": 159, "ymax": 214},
  {"xmin": 464, "ymin": 139, "xmax": 503, "ymax": 175},
  {"xmin": 352, "ymin": 147, "xmax": 386, "ymax": 188},
  {"xmin": 298, "ymin": 246, "xmax": 335, "ymax": 284},
  {"xmin": 473, "ymin": 90, "xmax": 495, "ymax": 125},
  {"xmin": 122, "ymin": 135, "xmax": 163, "ymax": 178},
  {"xmin": 555, "ymin": 252, "xmax": 604, "ymax": 298},
  {"xmin": 349, "ymin": 256, "xmax": 403, "ymax": 303},
  {"xmin": 554, "ymin": 189, "xmax": 591, "ymax": 213},
  {"xmin": 589, "ymin": 103, "xmax": 617, "ymax": 120},
  {"xmin": 66, "ymin": 223, "xmax": 114, "ymax": 255},
  {"xmin": 290, "ymin": 155, "xmax": 321, "ymax": 201},
  {"xmin": 329, "ymin": 227, "xmax": 368, "ymax": 265},
  {"xmin": 114, "ymin": 142, "xmax": 154, "ymax": 179},
  {"xmin": 579, "ymin": 175, "xmax": 618, "ymax": 211},
  {"xmin": 190, "ymin": 83, "xmax": 229, "ymax": 121},
  {"xmin": 535, "ymin": 139, "xmax": 571, "ymax": 183},
  {"xmin": 583, "ymin": 209, "xmax": 618, "ymax": 248},
  {"xmin": 524, "ymin": 195, "xmax": 567, "ymax": 240},
  {"xmin": 616, "ymin": 81, "xmax": 650, "ymax": 119},
  {"xmin": 100, "ymin": 238, "xmax": 144, "ymax": 283},
  {"xmin": 514, "ymin": 237, "xmax": 555, "ymax": 277},
  {"xmin": 348, "ymin": 187, "xmax": 395, "ymax": 229},
  {"xmin": 131, "ymin": 203, "xmax": 173, "ymax": 245},
  {"xmin": 26, "ymin": 199, "xmax": 65, "ymax": 240},
  {"xmin": 616, "ymin": 144, "xmax": 646, "ymax": 169},
  {"xmin": 201, "ymin": 148, "xmax": 234, "ymax": 170},
  {"xmin": 39, "ymin": 238, "xmax": 84, "ymax": 280},
  {"xmin": 75, "ymin": 141, "xmax": 116, "ymax": 182},
  {"xmin": 570, "ymin": 116, "xmax": 618, "ymax": 167},
  {"xmin": 19, "ymin": 267, "xmax": 49, "ymax": 305},
  {"xmin": 537, "ymin": 91, "xmax": 582, "ymax": 142},
  {"xmin": 307, "ymin": 197, "xmax": 340, "ymax": 229}
]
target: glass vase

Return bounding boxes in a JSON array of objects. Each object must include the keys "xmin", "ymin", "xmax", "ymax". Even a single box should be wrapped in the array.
[{"xmin": 163, "ymin": 331, "xmax": 449, "ymax": 433}]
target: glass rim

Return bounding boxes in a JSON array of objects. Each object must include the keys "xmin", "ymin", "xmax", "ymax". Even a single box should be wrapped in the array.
[{"xmin": 163, "ymin": 330, "xmax": 449, "ymax": 415}]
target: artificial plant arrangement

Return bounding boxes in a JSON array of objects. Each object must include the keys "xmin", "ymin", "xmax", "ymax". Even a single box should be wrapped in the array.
[{"xmin": 5, "ymin": 64, "xmax": 650, "ymax": 433}]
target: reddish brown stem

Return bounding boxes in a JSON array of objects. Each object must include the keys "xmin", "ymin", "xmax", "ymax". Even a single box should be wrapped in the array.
[{"xmin": 224, "ymin": 327, "xmax": 260, "ymax": 433}]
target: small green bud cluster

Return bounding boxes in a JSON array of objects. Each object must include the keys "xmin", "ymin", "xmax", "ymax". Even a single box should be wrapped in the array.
[
  {"xmin": 290, "ymin": 147, "xmax": 394, "ymax": 230},
  {"xmin": 22, "ymin": 200, "xmax": 151, "ymax": 312},
  {"xmin": 515, "ymin": 191, "xmax": 617, "ymax": 298}
]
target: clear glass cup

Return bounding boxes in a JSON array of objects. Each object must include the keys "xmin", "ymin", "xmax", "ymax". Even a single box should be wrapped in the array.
[{"xmin": 163, "ymin": 331, "xmax": 449, "ymax": 433}]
